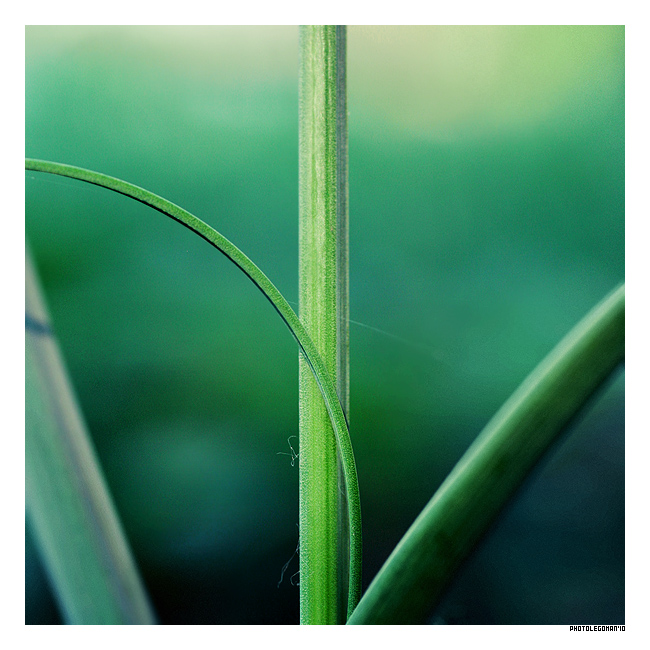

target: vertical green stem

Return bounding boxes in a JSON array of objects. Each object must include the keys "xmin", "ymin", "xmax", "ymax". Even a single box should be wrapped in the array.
[
  {"xmin": 299, "ymin": 25, "xmax": 351, "ymax": 625},
  {"xmin": 25, "ymin": 248, "xmax": 156, "ymax": 624}
]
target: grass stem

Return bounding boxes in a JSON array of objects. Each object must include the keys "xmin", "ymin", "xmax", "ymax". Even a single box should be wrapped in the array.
[{"xmin": 298, "ymin": 25, "xmax": 356, "ymax": 624}]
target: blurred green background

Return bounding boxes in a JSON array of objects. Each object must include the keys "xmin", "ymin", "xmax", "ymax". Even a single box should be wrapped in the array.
[{"xmin": 25, "ymin": 26, "xmax": 624, "ymax": 624}]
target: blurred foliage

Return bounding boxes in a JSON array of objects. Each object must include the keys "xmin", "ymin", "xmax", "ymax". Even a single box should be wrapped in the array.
[{"xmin": 25, "ymin": 26, "xmax": 624, "ymax": 624}]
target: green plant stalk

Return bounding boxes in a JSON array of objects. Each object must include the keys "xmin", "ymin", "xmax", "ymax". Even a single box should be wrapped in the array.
[
  {"xmin": 299, "ymin": 25, "xmax": 353, "ymax": 625},
  {"xmin": 25, "ymin": 157, "xmax": 362, "ymax": 618},
  {"xmin": 348, "ymin": 283, "xmax": 624, "ymax": 624},
  {"xmin": 25, "ymin": 248, "xmax": 156, "ymax": 624},
  {"xmin": 299, "ymin": 25, "xmax": 358, "ymax": 625}
]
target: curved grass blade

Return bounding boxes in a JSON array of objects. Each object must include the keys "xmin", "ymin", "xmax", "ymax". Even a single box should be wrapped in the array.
[
  {"xmin": 347, "ymin": 283, "xmax": 624, "ymax": 624},
  {"xmin": 25, "ymin": 157, "xmax": 362, "ymax": 616}
]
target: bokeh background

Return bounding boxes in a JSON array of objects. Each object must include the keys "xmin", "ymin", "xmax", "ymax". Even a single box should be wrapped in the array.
[{"xmin": 25, "ymin": 26, "xmax": 624, "ymax": 624}]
